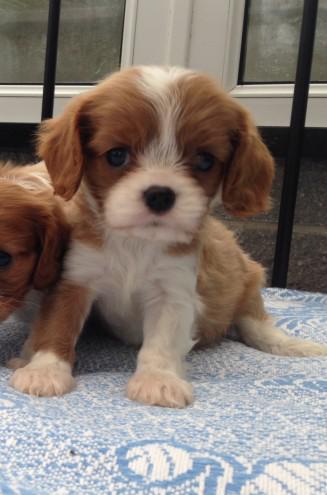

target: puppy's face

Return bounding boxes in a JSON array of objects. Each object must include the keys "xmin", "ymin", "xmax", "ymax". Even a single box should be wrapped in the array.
[
  {"xmin": 39, "ymin": 66, "xmax": 274, "ymax": 243},
  {"xmin": 0, "ymin": 182, "xmax": 69, "ymax": 321}
]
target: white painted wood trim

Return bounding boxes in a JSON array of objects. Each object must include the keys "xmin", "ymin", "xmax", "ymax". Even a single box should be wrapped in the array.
[
  {"xmin": 0, "ymin": 86, "xmax": 93, "ymax": 123},
  {"xmin": 221, "ymin": 0, "xmax": 246, "ymax": 90},
  {"xmin": 0, "ymin": 85, "xmax": 90, "ymax": 98},
  {"xmin": 188, "ymin": 0, "xmax": 229, "ymax": 80},
  {"xmin": 230, "ymin": 84, "xmax": 327, "ymax": 127},
  {"xmin": 231, "ymin": 84, "xmax": 327, "ymax": 98},
  {"xmin": 132, "ymin": 0, "xmax": 194, "ymax": 66},
  {"xmin": 120, "ymin": 0, "xmax": 138, "ymax": 68}
]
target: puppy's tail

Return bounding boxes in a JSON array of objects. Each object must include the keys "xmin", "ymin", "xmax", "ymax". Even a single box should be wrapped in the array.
[{"xmin": 236, "ymin": 316, "xmax": 327, "ymax": 357}]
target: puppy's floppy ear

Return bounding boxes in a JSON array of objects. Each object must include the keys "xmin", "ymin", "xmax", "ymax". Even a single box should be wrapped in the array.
[
  {"xmin": 33, "ymin": 204, "xmax": 70, "ymax": 290},
  {"xmin": 222, "ymin": 107, "xmax": 275, "ymax": 217},
  {"xmin": 37, "ymin": 97, "xmax": 89, "ymax": 201}
]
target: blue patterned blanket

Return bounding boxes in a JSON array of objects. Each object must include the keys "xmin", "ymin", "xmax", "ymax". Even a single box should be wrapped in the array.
[{"xmin": 0, "ymin": 288, "xmax": 326, "ymax": 494}]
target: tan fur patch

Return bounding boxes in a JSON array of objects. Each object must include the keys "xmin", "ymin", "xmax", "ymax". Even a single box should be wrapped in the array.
[
  {"xmin": 166, "ymin": 238, "xmax": 198, "ymax": 256},
  {"xmin": 64, "ymin": 187, "xmax": 104, "ymax": 247},
  {"xmin": 195, "ymin": 216, "xmax": 266, "ymax": 346},
  {"xmin": 28, "ymin": 282, "xmax": 91, "ymax": 364}
]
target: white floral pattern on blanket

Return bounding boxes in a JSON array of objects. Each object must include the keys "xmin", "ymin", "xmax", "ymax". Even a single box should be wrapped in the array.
[{"xmin": 0, "ymin": 288, "xmax": 326, "ymax": 494}]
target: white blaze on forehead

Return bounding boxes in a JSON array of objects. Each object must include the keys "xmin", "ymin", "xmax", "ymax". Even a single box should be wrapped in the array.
[
  {"xmin": 138, "ymin": 66, "xmax": 191, "ymax": 94},
  {"xmin": 137, "ymin": 66, "xmax": 193, "ymax": 167}
]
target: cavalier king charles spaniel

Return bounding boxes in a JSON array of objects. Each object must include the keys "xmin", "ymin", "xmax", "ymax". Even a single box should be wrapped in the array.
[
  {"xmin": 9, "ymin": 67, "xmax": 327, "ymax": 405},
  {"xmin": 0, "ymin": 163, "xmax": 69, "ymax": 367}
]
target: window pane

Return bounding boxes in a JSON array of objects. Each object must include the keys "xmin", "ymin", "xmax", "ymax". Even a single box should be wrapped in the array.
[
  {"xmin": 240, "ymin": 0, "xmax": 327, "ymax": 83},
  {"xmin": 0, "ymin": 0, "xmax": 125, "ymax": 84}
]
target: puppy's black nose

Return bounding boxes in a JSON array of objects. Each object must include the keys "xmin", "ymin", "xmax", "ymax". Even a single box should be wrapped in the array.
[{"xmin": 143, "ymin": 186, "xmax": 176, "ymax": 213}]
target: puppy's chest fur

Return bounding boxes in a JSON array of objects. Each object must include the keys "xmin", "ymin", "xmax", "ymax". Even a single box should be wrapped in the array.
[{"xmin": 66, "ymin": 235, "xmax": 199, "ymax": 344}]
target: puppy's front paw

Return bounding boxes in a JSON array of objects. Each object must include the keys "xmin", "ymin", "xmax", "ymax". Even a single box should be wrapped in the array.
[
  {"xmin": 10, "ymin": 360, "xmax": 75, "ymax": 397},
  {"xmin": 127, "ymin": 370, "xmax": 193, "ymax": 408}
]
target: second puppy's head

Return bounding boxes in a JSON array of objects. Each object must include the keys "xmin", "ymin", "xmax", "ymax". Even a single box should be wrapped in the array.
[
  {"xmin": 0, "ymin": 181, "xmax": 70, "ymax": 321},
  {"xmin": 38, "ymin": 66, "xmax": 274, "ymax": 243}
]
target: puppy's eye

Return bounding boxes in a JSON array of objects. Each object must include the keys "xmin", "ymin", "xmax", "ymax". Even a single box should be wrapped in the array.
[
  {"xmin": 106, "ymin": 147, "xmax": 130, "ymax": 168},
  {"xmin": 0, "ymin": 251, "xmax": 12, "ymax": 268},
  {"xmin": 194, "ymin": 152, "xmax": 215, "ymax": 172}
]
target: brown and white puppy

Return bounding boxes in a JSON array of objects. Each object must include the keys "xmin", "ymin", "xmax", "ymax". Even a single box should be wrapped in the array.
[
  {"xmin": 10, "ymin": 66, "xmax": 327, "ymax": 405},
  {"xmin": 0, "ymin": 163, "xmax": 69, "ymax": 341}
]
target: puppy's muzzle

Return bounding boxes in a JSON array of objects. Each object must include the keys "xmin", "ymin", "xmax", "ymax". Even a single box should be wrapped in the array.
[{"xmin": 143, "ymin": 186, "xmax": 176, "ymax": 214}]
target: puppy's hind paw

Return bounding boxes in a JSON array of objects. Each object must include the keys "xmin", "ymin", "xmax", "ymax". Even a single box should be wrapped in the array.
[{"xmin": 127, "ymin": 369, "xmax": 193, "ymax": 408}]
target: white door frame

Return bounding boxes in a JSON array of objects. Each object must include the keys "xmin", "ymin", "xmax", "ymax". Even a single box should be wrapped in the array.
[
  {"xmin": 0, "ymin": 0, "xmax": 326, "ymax": 126},
  {"xmin": 188, "ymin": 0, "xmax": 326, "ymax": 127}
]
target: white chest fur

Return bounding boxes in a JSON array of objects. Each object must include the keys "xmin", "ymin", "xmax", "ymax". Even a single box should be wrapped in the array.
[{"xmin": 65, "ymin": 235, "xmax": 199, "ymax": 345}]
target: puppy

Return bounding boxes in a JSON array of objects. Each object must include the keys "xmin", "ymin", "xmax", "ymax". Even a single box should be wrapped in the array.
[
  {"xmin": 0, "ymin": 163, "xmax": 70, "ymax": 366},
  {"xmin": 10, "ymin": 66, "xmax": 327, "ymax": 405}
]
